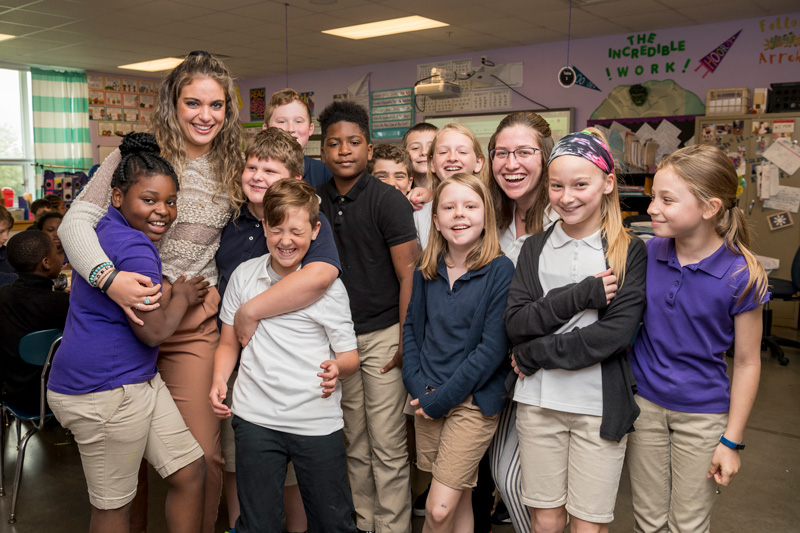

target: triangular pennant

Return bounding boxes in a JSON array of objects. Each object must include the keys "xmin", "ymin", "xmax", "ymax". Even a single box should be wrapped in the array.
[
  {"xmin": 572, "ymin": 66, "xmax": 601, "ymax": 91},
  {"xmin": 694, "ymin": 30, "xmax": 742, "ymax": 78}
]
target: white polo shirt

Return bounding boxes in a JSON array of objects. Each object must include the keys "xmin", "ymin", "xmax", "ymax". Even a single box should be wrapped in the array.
[{"xmin": 219, "ymin": 255, "xmax": 358, "ymax": 436}]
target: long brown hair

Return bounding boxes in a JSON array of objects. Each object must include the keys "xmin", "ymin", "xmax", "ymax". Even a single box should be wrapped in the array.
[
  {"xmin": 420, "ymin": 173, "xmax": 503, "ymax": 280},
  {"xmin": 488, "ymin": 111, "xmax": 554, "ymax": 235},
  {"xmin": 151, "ymin": 51, "xmax": 243, "ymax": 204},
  {"xmin": 658, "ymin": 145, "xmax": 768, "ymax": 303}
]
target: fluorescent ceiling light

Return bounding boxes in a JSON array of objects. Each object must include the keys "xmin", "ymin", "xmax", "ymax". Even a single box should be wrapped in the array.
[
  {"xmin": 118, "ymin": 57, "xmax": 185, "ymax": 72},
  {"xmin": 0, "ymin": 33, "xmax": 15, "ymax": 42},
  {"xmin": 323, "ymin": 16, "xmax": 448, "ymax": 40}
]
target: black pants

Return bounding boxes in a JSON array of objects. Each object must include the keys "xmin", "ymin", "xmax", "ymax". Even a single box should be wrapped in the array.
[{"xmin": 233, "ymin": 416, "xmax": 356, "ymax": 533}]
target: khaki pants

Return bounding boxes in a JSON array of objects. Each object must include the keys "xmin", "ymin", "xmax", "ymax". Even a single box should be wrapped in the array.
[
  {"xmin": 341, "ymin": 323, "xmax": 411, "ymax": 533},
  {"xmin": 626, "ymin": 396, "xmax": 728, "ymax": 533},
  {"xmin": 156, "ymin": 283, "xmax": 224, "ymax": 533}
]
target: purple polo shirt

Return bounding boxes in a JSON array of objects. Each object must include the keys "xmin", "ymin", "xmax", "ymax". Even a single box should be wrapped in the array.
[
  {"xmin": 630, "ymin": 237, "xmax": 769, "ymax": 413},
  {"xmin": 48, "ymin": 207, "xmax": 161, "ymax": 394}
]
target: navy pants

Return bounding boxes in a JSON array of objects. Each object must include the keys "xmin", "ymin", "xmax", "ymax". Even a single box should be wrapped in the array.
[{"xmin": 233, "ymin": 416, "xmax": 356, "ymax": 533}]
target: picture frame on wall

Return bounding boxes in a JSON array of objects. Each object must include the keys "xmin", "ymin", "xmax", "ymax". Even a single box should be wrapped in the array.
[
  {"xmin": 115, "ymin": 123, "xmax": 133, "ymax": 136},
  {"xmin": 133, "ymin": 123, "xmax": 149, "ymax": 133},
  {"xmin": 122, "ymin": 79, "xmax": 138, "ymax": 93},
  {"xmin": 88, "ymin": 90, "xmax": 105, "ymax": 105},
  {"xmin": 89, "ymin": 107, "xmax": 105, "ymax": 120},
  {"xmin": 139, "ymin": 95, "xmax": 155, "ymax": 109},
  {"xmin": 104, "ymin": 76, "xmax": 121, "ymax": 91},
  {"xmin": 124, "ymin": 108, "xmax": 139, "ymax": 122},
  {"xmin": 139, "ymin": 108, "xmax": 153, "ymax": 125},
  {"xmin": 106, "ymin": 92, "xmax": 122, "ymax": 106},
  {"xmin": 123, "ymin": 93, "xmax": 138, "ymax": 108},
  {"xmin": 98, "ymin": 122, "xmax": 114, "ymax": 137},
  {"xmin": 106, "ymin": 107, "xmax": 123, "ymax": 121},
  {"xmin": 138, "ymin": 80, "xmax": 155, "ymax": 94},
  {"xmin": 87, "ymin": 75, "xmax": 103, "ymax": 90}
]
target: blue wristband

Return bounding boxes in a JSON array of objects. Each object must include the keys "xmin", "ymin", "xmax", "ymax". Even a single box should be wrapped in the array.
[{"xmin": 719, "ymin": 434, "xmax": 745, "ymax": 450}]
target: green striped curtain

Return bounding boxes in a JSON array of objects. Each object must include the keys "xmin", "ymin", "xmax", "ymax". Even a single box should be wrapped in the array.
[{"xmin": 31, "ymin": 68, "xmax": 92, "ymax": 179}]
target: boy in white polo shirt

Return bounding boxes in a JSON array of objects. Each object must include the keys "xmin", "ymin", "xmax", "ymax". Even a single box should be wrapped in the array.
[{"xmin": 210, "ymin": 178, "xmax": 358, "ymax": 533}]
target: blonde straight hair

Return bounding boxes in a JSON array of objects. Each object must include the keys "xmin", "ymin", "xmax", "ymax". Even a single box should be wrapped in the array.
[
  {"xmin": 420, "ymin": 173, "xmax": 503, "ymax": 280},
  {"xmin": 658, "ymin": 145, "xmax": 768, "ymax": 303},
  {"xmin": 426, "ymin": 123, "xmax": 490, "ymax": 189}
]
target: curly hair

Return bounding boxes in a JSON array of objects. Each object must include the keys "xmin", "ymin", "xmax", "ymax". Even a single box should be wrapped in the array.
[
  {"xmin": 318, "ymin": 100, "xmax": 370, "ymax": 142},
  {"xmin": 151, "ymin": 51, "xmax": 243, "ymax": 203},
  {"xmin": 111, "ymin": 132, "xmax": 179, "ymax": 193}
]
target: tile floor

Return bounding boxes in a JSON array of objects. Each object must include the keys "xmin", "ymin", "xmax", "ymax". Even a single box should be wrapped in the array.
[{"xmin": 2, "ymin": 326, "xmax": 799, "ymax": 532}]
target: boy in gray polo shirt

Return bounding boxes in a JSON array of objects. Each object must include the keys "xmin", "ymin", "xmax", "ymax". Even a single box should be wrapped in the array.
[{"xmin": 210, "ymin": 178, "xmax": 358, "ymax": 533}]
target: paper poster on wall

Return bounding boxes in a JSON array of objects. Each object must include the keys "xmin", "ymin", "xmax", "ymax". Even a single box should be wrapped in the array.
[
  {"xmin": 694, "ymin": 30, "xmax": 741, "ymax": 78},
  {"xmin": 764, "ymin": 185, "xmax": 800, "ymax": 213},
  {"xmin": 763, "ymin": 139, "xmax": 800, "ymax": 175},
  {"xmin": 250, "ymin": 88, "xmax": 265, "ymax": 121},
  {"xmin": 371, "ymin": 88, "xmax": 414, "ymax": 141}
]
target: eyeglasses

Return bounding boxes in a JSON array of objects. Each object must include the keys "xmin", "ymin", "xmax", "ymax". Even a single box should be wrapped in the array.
[{"xmin": 489, "ymin": 147, "xmax": 541, "ymax": 161}]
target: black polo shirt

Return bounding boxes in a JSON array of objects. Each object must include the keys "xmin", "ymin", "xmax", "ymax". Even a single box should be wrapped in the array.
[
  {"xmin": 317, "ymin": 172, "xmax": 417, "ymax": 335},
  {"xmin": 0, "ymin": 273, "xmax": 70, "ymax": 410}
]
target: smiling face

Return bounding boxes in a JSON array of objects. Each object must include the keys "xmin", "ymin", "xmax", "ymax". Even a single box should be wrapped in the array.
[
  {"xmin": 267, "ymin": 100, "xmax": 314, "ymax": 148},
  {"xmin": 405, "ymin": 130, "xmax": 436, "ymax": 177},
  {"xmin": 372, "ymin": 158, "xmax": 412, "ymax": 194},
  {"xmin": 321, "ymin": 121, "xmax": 372, "ymax": 182},
  {"xmin": 432, "ymin": 129, "xmax": 484, "ymax": 182},
  {"xmin": 242, "ymin": 155, "xmax": 299, "ymax": 217},
  {"xmin": 111, "ymin": 173, "xmax": 178, "ymax": 242},
  {"xmin": 492, "ymin": 124, "xmax": 544, "ymax": 206},
  {"xmin": 434, "ymin": 181, "xmax": 485, "ymax": 255},
  {"xmin": 39, "ymin": 216, "xmax": 63, "ymax": 253},
  {"xmin": 648, "ymin": 166, "xmax": 712, "ymax": 241},
  {"xmin": 548, "ymin": 155, "xmax": 614, "ymax": 240},
  {"xmin": 177, "ymin": 77, "xmax": 226, "ymax": 159},
  {"xmin": 264, "ymin": 207, "xmax": 321, "ymax": 278}
]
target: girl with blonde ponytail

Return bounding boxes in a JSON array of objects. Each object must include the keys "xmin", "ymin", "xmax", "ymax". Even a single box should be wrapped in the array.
[
  {"xmin": 627, "ymin": 144, "xmax": 769, "ymax": 532},
  {"xmin": 504, "ymin": 130, "xmax": 647, "ymax": 532}
]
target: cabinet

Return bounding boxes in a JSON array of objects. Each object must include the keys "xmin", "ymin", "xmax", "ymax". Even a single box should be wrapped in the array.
[{"xmin": 694, "ymin": 112, "xmax": 800, "ymax": 327}]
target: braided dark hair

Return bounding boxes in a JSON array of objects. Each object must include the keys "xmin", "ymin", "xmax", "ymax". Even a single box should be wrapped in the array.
[{"xmin": 111, "ymin": 132, "xmax": 179, "ymax": 193}]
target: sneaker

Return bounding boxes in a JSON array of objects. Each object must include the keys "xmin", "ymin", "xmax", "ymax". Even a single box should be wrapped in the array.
[
  {"xmin": 413, "ymin": 485, "xmax": 430, "ymax": 517},
  {"xmin": 491, "ymin": 500, "xmax": 512, "ymax": 525}
]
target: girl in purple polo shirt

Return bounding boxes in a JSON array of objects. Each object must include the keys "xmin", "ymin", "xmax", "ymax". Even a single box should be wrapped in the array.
[
  {"xmin": 628, "ymin": 145, "xmax": 769, "ymax": 532},
  {"xmin": 48, "ymin": 133, "xmax": 209, "ymax": 533}
]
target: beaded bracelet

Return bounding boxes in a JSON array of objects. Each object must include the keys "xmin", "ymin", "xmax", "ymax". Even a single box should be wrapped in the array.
[
  {"xmin": 89, "ymin": 262, "xmax": 114, "ymax": 287},
  {"xmin": 93, "ymin": 265, "xmax": 114, "ymax": 289}
]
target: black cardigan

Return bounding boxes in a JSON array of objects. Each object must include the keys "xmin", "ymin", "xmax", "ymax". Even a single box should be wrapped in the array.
[{"xmin": 504, "ymin": 224, "xmax": 647, "ymax": 442}]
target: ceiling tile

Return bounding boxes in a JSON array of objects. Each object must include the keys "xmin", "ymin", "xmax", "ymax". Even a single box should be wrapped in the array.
[
  {"xmin": 581, "ymin": 0, "xmax": 668, "ymax": 18},
  {"xmin": 0, "ymin": 8, "xmax": 77, "ymax": 27}
]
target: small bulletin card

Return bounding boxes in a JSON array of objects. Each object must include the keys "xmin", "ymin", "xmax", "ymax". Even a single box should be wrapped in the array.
[{"xmin": 370, "ymin": 88, "xmax": 414, "ymax": 141}]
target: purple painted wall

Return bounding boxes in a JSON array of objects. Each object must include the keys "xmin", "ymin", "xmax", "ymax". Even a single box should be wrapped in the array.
[{"xmin": 237, "ymin": 12, "xmax": 800, "ymax": 129}]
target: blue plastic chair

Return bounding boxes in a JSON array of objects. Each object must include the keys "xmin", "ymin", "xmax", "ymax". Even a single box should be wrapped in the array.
[{"xmin": 0, "ymin": 329, "xmax": 62, "ymax": 524}]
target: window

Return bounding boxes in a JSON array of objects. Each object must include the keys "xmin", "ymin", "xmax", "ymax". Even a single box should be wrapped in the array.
[{"xmin": 0, "ymin": 68, "xmax": 34, "ymax": 200}]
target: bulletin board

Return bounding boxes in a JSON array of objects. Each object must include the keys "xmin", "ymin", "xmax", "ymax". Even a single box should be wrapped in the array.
[{"xmin": 87, "ymin": 74, "xmax": 157, "ymax": 130}]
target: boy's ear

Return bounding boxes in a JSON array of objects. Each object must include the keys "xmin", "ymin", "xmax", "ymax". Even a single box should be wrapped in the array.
[
  {"xmin": 308, "ymin": 121, "xmax": 315, "ymax": 136},
  {"xmin": 111, "ymin": 187, "xmax": 124, "ymax": 208},
  {"xmin": 262, "ymin": 123, "xmax": 268, "ymax": 131},
  {"xmin": 311, "ymin": 220, "xmax": 321, "ymax": 241},
  {"xmin": 292, "ymin": 174, "xmax": 303, "ymax": 181},
  {"xmin": 366, "ymin": 143, "xmax": 373, "ymax": 161}
]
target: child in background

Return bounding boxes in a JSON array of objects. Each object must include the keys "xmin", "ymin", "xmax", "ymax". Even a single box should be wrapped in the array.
[
  {"xmin": 0, "ymin": 231, "xmax": 69, "ymax": 412},
  {"xmin": 414, "ymin": 123, "xmax": 488, "ymax": 252},
  {"xmin": 265, "ymin": 88, "xmax": 332, "ymax": 187},
  {"xmin": 403, "ymin": 123, "xmax": 438, "ymax": 191},
  {"xmin": 44, "ymin": 193, "xmax": 66, "ymax": 215},
  {"xmin": 35, "ymin": 212, "xmax": 64, "ymax": 255},
  {"xmin": 317, "ymin": 100, "xmax": 418, "ymax": 533},
  {"xmin": 0, "ymin": 205, "xmax": 16, "ymax": 284},
  {"xmin": 215, "ymin": 127, "xmax": 341, "ymax": 533},
  {"xmin": 627, "ymin": 145, "xmax": 768, "ymax": 533},
  {"xmin": 402, "ymin": 173, "xmax": 513, "ymax": 533},
  {"xmin": 30, "ymin": 198, "xmax": 55, "ymax": 220},
  {"xmin": 505, "ymin": 130, "xmax": 646, "ymax": 533},
  {"xmin": 47, "ymin": 133, "xmax": 208, "ymax": 533},
  {"xmin": 369, "ymin": 144, "xmax": 413, "ymax": 195},
  {"xmin": 211, "ymin": 178, "xmax": 358, "ymax": 533}
]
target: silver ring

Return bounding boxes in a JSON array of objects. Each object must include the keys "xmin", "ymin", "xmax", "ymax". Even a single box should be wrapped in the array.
[
  {"xmin": 136, "ymin": 303, "xmax": 141, "ymax": 310},
  {"xmin": 144, "ymin": 297, "xmax": 151, "ymax": 305}
]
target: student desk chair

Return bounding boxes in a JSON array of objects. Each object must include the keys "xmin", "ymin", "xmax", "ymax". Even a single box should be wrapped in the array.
[{"xmin": 761, "ymin": 248, "xmax": 800, "ymax": 366}]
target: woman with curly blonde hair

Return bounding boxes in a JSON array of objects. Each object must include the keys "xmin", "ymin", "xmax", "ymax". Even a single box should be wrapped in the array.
[{"xmin": 59, "ymin": 50, "xmax": 242, "ymax": 532}]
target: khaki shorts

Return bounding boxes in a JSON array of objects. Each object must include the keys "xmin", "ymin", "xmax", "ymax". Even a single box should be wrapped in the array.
[
  {"xmin": 414, "ymin": 396, "xmax": 499, "ymax": 490},
  {"xmin": 516, "ymin": 403, "xmax": 627, "ymax": 524},
  {"xmin": 48, "ymin": 373, "xmax": 204, "ymax": 510}
]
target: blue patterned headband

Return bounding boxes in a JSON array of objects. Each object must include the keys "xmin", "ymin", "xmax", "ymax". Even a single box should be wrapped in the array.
[{"xmin": 548, "ymin": 131, "xmax": 614, "ymax": 174}]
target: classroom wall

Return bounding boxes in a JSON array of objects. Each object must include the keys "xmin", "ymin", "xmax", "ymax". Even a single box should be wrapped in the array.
[{"xmin": 237, "ymin": 11, "xmax": 800, "ymax": 129}]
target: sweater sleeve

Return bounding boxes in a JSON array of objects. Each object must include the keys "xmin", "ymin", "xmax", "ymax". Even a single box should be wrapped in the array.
[
  {"xmin": 401, "ymin": 270, "xmax": 429, "ymax": 402},
  {"xmin": 58, "ymin": 150, "xmax": 118, "ymax": 281},
  {"xmin": 513, "ymin": 237, "xmax": 647, "ymax": 373},
  {"xmin": 418, "ymin": 259, "xmax": 513, "ymax": 419}
]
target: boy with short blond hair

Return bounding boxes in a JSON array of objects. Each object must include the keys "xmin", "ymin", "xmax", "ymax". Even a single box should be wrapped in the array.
[
  {"xmin": 368, "ymin": 144, "xmax": 413, "ymax": 195},
  {"xmin": 264, "ymin": 88, "xmax": 333, "ymax": 187},
  {"xmin": 211, "ymin": 178, "xmax": 358, "ymax": 533}
]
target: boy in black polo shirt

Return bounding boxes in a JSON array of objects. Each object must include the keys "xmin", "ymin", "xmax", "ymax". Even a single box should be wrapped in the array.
[{"xmin": 317, "ymin": 101, "xmax": 418, "ymax": 533}]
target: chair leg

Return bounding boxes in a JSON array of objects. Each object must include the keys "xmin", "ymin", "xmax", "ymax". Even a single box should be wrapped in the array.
[
  {"xmin": 15, "ymin": 418, "xmax": 21, "ymax": 448},
  {"xmin": 763, "ymin": 336, "xmax": 790, "ymax": 366},
  {"xmin": 8, "ymin": 426, "xmax": 39, "ymax": 524}
]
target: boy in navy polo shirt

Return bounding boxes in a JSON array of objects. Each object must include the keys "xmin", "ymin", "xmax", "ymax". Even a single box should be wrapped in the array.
[
  {"xmin": 264, "ymin": 88, "xmax": 332, "ymax": 187},
  {"xmin": 317, "ymin": 100, "xmax": 418, "ymax": 533}
]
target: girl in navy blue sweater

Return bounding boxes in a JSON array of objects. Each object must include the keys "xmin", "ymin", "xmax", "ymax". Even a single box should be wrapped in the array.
[{"xmin": 402, "ymin": 172, "xmax": 514, "ymax": 533}]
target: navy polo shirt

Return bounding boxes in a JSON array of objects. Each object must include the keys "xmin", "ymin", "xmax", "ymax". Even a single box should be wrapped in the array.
[
  {"xmin": 303, "ymin": 156, "xmax": 332, "ymax": 188},
  {"xmin": 317, "ymin": 172, "xmax": 417, "ymax": 335},
  {"xmin": 216, "ymin": 205, "xmax": 341, "ymax": 303}
]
